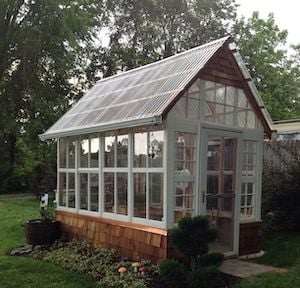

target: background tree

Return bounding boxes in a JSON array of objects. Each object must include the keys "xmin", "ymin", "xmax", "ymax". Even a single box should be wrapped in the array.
[
  {"xmin": 233, "ymin": 12, "xmax": 300, "ymax": 120},
  {"xmin": 103, "ymin": 0, "xmax": 238, "ymax": 74},
  {"xmin": 0, "ymin": 0, "xmax": 105, "ymax": 193}
]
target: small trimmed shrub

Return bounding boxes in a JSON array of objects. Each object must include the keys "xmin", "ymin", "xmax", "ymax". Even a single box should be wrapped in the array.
[
  {"xmin": 159, "ymin": 216, "xmax": 223, "ymax": 288},
  {"xmin": 170, "ymin": 215, "xmax": 218, "ymax": 268},
  {"xmin": 187, "ymin": 266, "xmax": 220, "ymax": 288},
  {"xmin": 197, "ymin": 252, "xmax": 224, "ymax": 268},
  {"xmin": 158, "ymin": 259, "xmax": 188, "ymax": 287}
]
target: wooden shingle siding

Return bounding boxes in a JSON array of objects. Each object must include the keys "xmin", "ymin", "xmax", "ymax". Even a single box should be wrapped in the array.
[
  {"xmin": 56, "ymin": 210, "xmax": 168, "ymax": 263},
  {"xmin": 239, "ymin": 222, "xmax": 262, "ymax": 255}
]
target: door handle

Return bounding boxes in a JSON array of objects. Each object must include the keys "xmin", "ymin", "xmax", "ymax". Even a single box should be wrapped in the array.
[{"xmin": 202, "ymin": 190, "xmax": 206, "ymax": 203}]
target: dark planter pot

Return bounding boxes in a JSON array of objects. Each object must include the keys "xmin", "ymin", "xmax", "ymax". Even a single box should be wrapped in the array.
[{"xmin": 25, "ymin": 219, "xmax": 60, "ymax": 246}]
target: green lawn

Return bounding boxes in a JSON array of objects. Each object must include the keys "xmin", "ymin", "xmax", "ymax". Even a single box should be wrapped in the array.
[
  {"xmin": 2, "ymin": 197, "xmax": 300, "ymax": 288},
  {"xmin": 0, "ymin": 197, "xmax": 98, "ymax": 288},
  {"xmin": 236, "ymin": 230, "xmax": 300, "ymax": 288}
]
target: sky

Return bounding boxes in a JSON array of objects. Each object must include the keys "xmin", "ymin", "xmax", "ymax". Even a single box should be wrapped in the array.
[{"xmin": 236, "ymin": 0, "xmax": 300, "ymax": 46}]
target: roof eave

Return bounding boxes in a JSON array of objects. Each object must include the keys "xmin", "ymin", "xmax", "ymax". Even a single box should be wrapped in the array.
[{"xmin": 39, "ymin": 115, "xmax": 163, "ymax": 141}]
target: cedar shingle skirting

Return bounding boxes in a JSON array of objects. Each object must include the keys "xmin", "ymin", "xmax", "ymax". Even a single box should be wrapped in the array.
[
  {"xmin": 239, "ymin": 221, "xmax": 262, "ymax": 255},
  {"xmin": 56, "ymin": 210, "xmax": 168, "ymax": 263},
  {"xmin": 56, "ymin": 211, "xmax": 262, "ymax": 262}
]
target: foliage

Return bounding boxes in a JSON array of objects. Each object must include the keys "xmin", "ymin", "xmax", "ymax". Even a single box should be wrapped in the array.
[
  {"xmin": 255, "ymin": 231, "xmax": 300, "ymax": 268},
  {"xmin": 196, "ymin": 252, "xmax": 224, "ymax": 268},
  {"xmin": 31, "ymin": 239, "xmax": 156, "ymax": 287},
  {"xmin": 187, "ymin": 266, "xmax": 220, "ymax": 288},
  {"xmin": 159, "ymin": 216, "xmax": 222, "ymax": 288},
  {"xmin": 170, "ymin": 215, "xmax": 218, "ymax": 267},
  {"xmin": 262, "ymin": 163, "xmax": 300, "ymax": 231},
  {"xmin": 103, "ymin": 0, "xmax": 237, "ymax": 75},
  {"xmin": 0, "ymin": 0, "xmax": 105, "ymax": 194},
  {"xmin": 232, "ymin": 230, "xmax": 300, "ymax": 288},
  {"xmin": 2, "ymin": 1, "xmax": 300, "ymax": 195},
  {"xmin": 233, "ymin": 12, "xmax": 300, "ymax": 120},
  {"xmin": 0, "ymin": 197, "xmax": 98, "ymax": 288},
  {"xmin": 158, "ymin": 259, "xmax": 188, "ymax": 287}
]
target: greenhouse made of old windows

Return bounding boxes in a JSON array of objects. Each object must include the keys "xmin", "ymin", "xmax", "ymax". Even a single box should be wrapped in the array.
[{"xmin": 40, "ymin": 36, "xmax": 273, "ymax": 263}]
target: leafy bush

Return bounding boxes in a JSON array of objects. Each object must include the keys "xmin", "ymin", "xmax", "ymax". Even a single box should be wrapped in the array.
[
  {"xmin": 263, "ymin": 163, "xmax": 300, "ymax": 231},
  {"xmin": 170, "ymin": 215, "xmax": 218, "ymax": 268},
  {"xmin": 187, "ymin": 266, "xmax": 220, "ymax": 288},
  {"xmin": 158, "ymin": 259, "xmax": 188, "ymax": 287},
  {"xmin": 197, "ymin": 252, "xmax": 224, "ymax": 268},
  {"xmin": 159, "ymin": 216, "xmax": 223, "ymax": 288}
]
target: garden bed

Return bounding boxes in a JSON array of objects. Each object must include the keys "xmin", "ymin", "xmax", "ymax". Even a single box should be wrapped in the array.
[{"xmin": 26, "ymin": 239, "xmax": 238, "ymax": 288}]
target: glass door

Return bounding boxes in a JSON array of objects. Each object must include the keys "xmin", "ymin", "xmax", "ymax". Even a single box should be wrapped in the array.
[{"xmin": 201, "ymin": 130, "xmax": 239, "ymax": 255}]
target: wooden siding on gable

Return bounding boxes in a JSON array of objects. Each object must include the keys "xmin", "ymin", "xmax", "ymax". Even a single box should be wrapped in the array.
[{"xmin": 200, "ymin": 48, "xmax": 244, "ymax": 88}]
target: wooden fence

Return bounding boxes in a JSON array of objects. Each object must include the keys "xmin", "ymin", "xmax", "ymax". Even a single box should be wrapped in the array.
[{"xmin": 264, "ymin": 140, "xmax": 300, "ymax": 169}]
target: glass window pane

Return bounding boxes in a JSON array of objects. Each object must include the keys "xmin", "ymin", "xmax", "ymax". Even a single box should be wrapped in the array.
[
  {"xmin": 149, "ymin": 173, "xmax": 163, "ymax": 221},
  {"xmin": 134, "ymin": 173, "xmax": 146, "ymax": 218},
  {"xmin": 105, "ymin": 136, "xmax": 115, "ymax": 167},
  {"xmin": 80, "ymin": 173, "xmax": 88, "ymax": 210},
  {"xmin": 134, "ymin": 132, "xmax": 147, "ymax": 168},
  {"xmin": 90, "ymin": 173, "xmax": 99, "ymax": 212},
  {"xmin": 175, "ymin": 133, "xmax": 196, "ymax": 175},
  {"xmin": 174, "ymin": 96, "xmax": 186, "ymax": 118},
  {"xmin": 187, "ymin": 97, "xmax": 200, "ymax": 119},
  {"xmin": 237, "ymin": 110, "xmax": 247, "ymax": 127},
  {"xmin": 90, "ymin": 137, "xmax": 99, "ymax": 168},
  {"xmin": 224, "ymin": 138, "xmax": 236, "ymax": 171},
  {"xmin": 104, "ymin": 172, "xmax": 114, "ymax": 213},
  {"xmin": 59, "ymin": 139, "xmax": 67, "ymax": 168},
  {"xmin": 117, "ymin": 135, "xmax": 128, "ymax": 167},
  {"xmin": 149, "ymin": 130, "xmax": 164, "ymax": 168},
  {"xmin": 238, "ymin": 90, "xmax": 247, "ymax": 108},
  {"xmin": 117, "ymin": 173, "xmax": 127, "ymax": 215},
  {"xmin": 207, "ymin": 175, "xmax": 219, "ymax": 195},
  {"xmin": 247, "ymin": 110, "xmax": 256, "ymax": 128},
  {"xmin": 174, "ymin": 182, "xmax": 194, "ymax": 223},
  {"xmin": 80, "ymin": 139, "xmax": 89, "ymax": 168},
  {"xmin": 207, "ymin": 137, "xmax": 220, "ymax": 171},
  {"xmin": 248, "ymin": 183, "xmax": 254, "ymax": 194},
  {"xmin": 68, "ymin": 140, "xmax": 76, "ymax": 169},
  {"xmin": 68, "ymin": 173, "xmax": 75, "ymax": 208},
  {"xmin": 189, "ymin": 82, "xmax": 199, "ymax": 93},
  {"xmin": 224, "ymin": 175, "xmax": 233, "ymax": 194},
  {"xmin": 224, "ymin": 106, "xmax": 234, "ymax": 126},
  {"xmin": 247, "ymin": 195, "xmax": 253, "ymax": 206},
  {"xmin": 226, "ymin": 87, "xmax": 235, "ymax": 105},
  {"xmin": 215, "ymin": 86, "xmax": 225, "ymax": 104},
  {"xmin": 59, "ymin": 172, "xmax": 66, "ymax": 206}
]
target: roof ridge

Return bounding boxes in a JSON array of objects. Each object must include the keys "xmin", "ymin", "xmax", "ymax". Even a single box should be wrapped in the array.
[{"xmin": 94, "ymin": 36, "xmax": 230, "ymax": 86}]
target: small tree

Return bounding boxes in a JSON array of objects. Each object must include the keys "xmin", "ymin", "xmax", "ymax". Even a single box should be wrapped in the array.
[
  {"xmin": 170, "ymin": 215, "xmax": 218, "ymax": 269},
  {"xmin": 159, "ymin": 216, "xmax": 223, "ymax": 288}
]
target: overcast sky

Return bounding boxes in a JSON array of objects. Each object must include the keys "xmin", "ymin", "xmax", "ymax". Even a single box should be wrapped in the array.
[{"xmin": 236, "ymin": 0, "xmax": 300, "ymax": 46}]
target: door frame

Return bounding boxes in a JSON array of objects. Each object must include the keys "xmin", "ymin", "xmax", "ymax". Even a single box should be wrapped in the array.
[{"xmin": 199, "ymin": 127, "xmax": 242, "ymax": 257}]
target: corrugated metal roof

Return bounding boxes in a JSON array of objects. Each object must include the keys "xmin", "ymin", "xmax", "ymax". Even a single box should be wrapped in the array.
[
  {"xmin": 40, "ymin": 36, "xmax": 230, "ymax": 140},
  {"xmin": 274, "ymin": 120, "xmax": 300, "ymax": 133}
]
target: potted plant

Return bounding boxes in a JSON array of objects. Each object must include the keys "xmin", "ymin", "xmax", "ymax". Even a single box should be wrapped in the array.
[{"xmin": 24, "ymin": 193, "xmax": 60, "ymax": 246}]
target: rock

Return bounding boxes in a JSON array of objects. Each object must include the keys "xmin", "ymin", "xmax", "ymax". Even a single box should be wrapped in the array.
[{"xmin": 10, "ymin": 244, "xmax": 33, "ymax": 256}]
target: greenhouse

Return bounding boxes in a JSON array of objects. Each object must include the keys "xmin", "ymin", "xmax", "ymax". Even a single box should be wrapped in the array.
[{"xmin": 40, "ymin": 36, "xmax": 273, "ymax": 263}]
